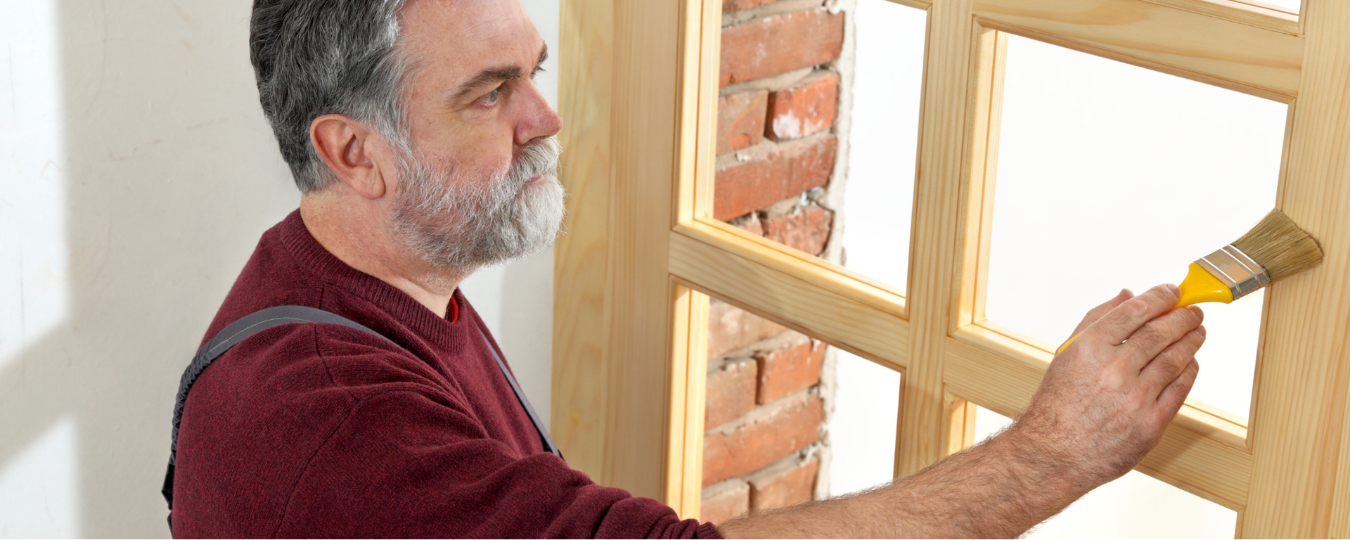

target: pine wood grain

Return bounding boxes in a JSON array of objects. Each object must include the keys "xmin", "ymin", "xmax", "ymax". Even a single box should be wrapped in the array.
[
  {"xmin": 1335, "ymin": 380, "xmax": 1350, "ymax": 536},
  {"xmin": 973, "ymin": 0, "xmax": 1304, "ymax": 101},
  {"xmin": 670, "ymin": 221, "xmax": 909, "ymax": 371},
  {"xmin": 942, "ymin": 391, "xmax": 980, "ymax": 458},
  {"xmin": 602, "ymin": 0, "xmax": 685, "ymax": 502},
  {"xmin": 553, "ymin": 0, "xmax": 687, "ymax": 503},
  {"xmin": 1242, "ymin": 0, "xmax": 1350, "ymax": 535},
  {"xmin": 954, "ymin": 28, "xmax": 1006, "ymax": 333},
  {"xmin": 666, "ymin": 285, "xmax": 710, "ymax": 518},
  {"xmin": 1139, "ymin": 0, "xmax": 1298, "ymax": 35},
  {"xmin": 553, "ymin": 0, "xmax": 616, "ymax": 482},
  {"xmin": 676, "ymin": 0, "xmax": 718, "ymax": 226},
  {"xmin": 663, "ymin": 0, "xmax": 718, "ymax": 518},
  {"xmin": 965, "ymin": 319, "xmax": 1252, "ymax": 442},
  {"xmin": 945, "ymin": 326, "xmax": 1254, "ymax": 510},
  {"xmin": 895, "ymin": 0, "xmax": 977, "ymax": 478}
]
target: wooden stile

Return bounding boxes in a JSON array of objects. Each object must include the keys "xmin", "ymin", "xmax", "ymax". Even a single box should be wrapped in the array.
[
  {"xmin": 1241, "ymin": 0, "xmax": 1350, "ymax": 535},
  {"xmin": 553, "ymin": 0, "xmax": 686, "ymax": 502},
  {"xmin": 895, "ymin": 0, "xmax": 975, "ymax": 478}
]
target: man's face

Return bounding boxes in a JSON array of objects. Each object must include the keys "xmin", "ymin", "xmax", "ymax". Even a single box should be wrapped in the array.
[{"xmin": 389, "ymin": 0, "xmax": 565, "ymax": 271}]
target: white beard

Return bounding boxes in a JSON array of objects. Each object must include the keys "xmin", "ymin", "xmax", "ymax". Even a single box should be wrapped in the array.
[{"xmin": 390, "ymin": 136, "xmax": 565, "ymax": 274}]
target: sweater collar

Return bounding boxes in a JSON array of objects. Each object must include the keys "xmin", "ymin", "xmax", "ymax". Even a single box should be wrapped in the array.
[{"xmin": 275, "ymin": 210, "xmax": 464, "ymax": 345}]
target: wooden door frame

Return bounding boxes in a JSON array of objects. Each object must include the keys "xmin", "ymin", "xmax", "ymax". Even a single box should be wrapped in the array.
[{"xmin": 554, "ymin": 0, "xmax": 1350, "ymax": 534}]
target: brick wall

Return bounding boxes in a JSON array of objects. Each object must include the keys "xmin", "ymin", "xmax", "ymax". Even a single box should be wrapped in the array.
[{"xmin": 701, "ymin": 0, "xmax": 853, "ymax": 525}]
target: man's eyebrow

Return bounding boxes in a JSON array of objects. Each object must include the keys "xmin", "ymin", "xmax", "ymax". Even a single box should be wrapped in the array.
[
  {"xmin": 535, "ymin": 44, "xmax": 548, "ymax": 71},
  {"xmin": 452, "ymin": 66, "xmax": 524, "ymax": 103},
  {"xmin": 449, "ymin": 45, "xmax": 548, "ymax": 104}
]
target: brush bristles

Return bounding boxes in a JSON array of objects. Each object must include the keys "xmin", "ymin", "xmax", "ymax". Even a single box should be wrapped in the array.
[{"xmin": 1231, "ymin": 209, "xmax": 1324, "ymax": 282}]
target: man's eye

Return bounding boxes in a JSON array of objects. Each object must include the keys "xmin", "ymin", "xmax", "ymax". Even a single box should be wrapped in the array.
[{"xmin": 480, "ymin": 87, "xmax": 501, "ymax": 105}]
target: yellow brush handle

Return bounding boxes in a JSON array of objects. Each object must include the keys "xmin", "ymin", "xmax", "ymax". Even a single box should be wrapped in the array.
[
  {"xmin": 1055, "ymin": 333, "xmax": 1082, "ymax": 355},
  {"xmin": 1054, "ymin": 263, "xmax": 1233, "ymax": 355}
]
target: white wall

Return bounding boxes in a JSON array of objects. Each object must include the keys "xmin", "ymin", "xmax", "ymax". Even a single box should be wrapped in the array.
[
  {"xmin": 467, "ymin": 0, "xmax": 560, "ymax": 428},
  {"xmin": 0, "ymin": 0, "xmax": 559, "ymax": 537}
]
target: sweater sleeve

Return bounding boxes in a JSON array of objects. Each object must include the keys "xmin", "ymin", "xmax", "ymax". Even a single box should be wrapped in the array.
[{"xmin": 274, "ymin": 390, "xmax": 722, "ymax": 539}]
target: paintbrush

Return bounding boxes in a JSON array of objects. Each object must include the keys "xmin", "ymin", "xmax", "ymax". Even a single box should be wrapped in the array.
[{"xmin": 1057, "ymin": 209, "xmax": 1324, "ymax": 354}]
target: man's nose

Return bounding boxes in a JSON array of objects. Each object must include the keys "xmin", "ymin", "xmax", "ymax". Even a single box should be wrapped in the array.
[{"xmin": 516, "ymin": 81, "xmax": 564, "ymax": 146}]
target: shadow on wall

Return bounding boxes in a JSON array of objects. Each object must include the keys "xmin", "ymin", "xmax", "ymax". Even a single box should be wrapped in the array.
[
  {"xmin": 1, "ymin": 1, "xmax": 298, "ymax": 536},
  {"xmin": 460, "ymin": 250, "xmax": 556, "ymax": 427}
]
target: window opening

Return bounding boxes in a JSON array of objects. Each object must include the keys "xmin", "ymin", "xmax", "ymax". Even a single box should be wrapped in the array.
[{"xmin": 982, "ymin": 35, "xmax": 1288, "ymax": 423}]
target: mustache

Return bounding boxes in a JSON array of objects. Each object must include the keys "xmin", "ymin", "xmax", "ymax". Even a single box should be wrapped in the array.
[
  {"xmin": 505, "ymin": 137, "xmax": 561, "ymax": 190},
  {"xmin": 392, "ymin": 136, "xmax": 560, "ymax": 217}
]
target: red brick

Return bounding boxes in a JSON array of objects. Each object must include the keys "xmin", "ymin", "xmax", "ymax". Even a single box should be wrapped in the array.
[
  {"xmin": 701, "ymin": 481, "xmax": 750, "ymax": 525},
  {"xmin": 749, "ymin": 459, "xmax": 820, "ymax": 512},
  {"xmin": 720, "ymin": 9, "xmax": 845, "ymax": 87},
  {"xmin": 718, "ymin": 91, "xmax": 769, "ymax": 155},
  {"xmin": 706, "ymin": 358, "xmax": 758, "ymax": 429},
  {"xmin": 755, "ymin": 340, "xmax": 827, "ymax": 403},
  {"xmin": 723, "ymin": 0, "xmax": 780, "ymax": 12},
  {"xmin": 731, "ymin": 214, "xmax": 765, "ymax": 237},
  {"xmin": 714, "ymin": 135, "xmax": 837, "ymax": 221},
  {"xmin": 761, "ymin": 206, "xmax": 832, "ymax": 256},
  {"xmin": 703, "ymin": 395, "xmax": 823, "ymax": 486},
  {"xmin": 767, "ymin": 72, "xmax": 840, "ymax": 141},
  {"xmin": 708, "ymin": 300, "xmax": 787, "ymax": 358}
]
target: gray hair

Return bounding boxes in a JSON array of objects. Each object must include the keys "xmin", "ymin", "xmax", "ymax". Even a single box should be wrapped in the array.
[{"xmin": 250, "ymin": 0, "xmax": 413, "ymax": 193}]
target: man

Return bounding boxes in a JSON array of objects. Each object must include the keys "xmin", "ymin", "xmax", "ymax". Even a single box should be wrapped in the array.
[{"xmin": 170, "ymin": 0, "xmax": 1206, "ymax": 537}]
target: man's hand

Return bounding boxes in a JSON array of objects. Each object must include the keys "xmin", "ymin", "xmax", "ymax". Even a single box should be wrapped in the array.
[
  {"xmin": 1013, "ymin": 285, "xmax": 1205, "ymax": 489},
  {"xmin": 719, "ymin": 285, "xmax": 1206, "ymax": 538}
]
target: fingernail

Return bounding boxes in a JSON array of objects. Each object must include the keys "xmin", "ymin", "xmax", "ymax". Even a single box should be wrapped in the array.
[
  {"xmin": 1120, "ymin": 288, "xmax": 1132, "ymax": 297},
  {"xmin": 1188, "ymin": 305, "xmax": 1204, "ymax": 320},
  {"xmin": 1166, "ymin": 283, "xmax": 1180, "ymax": 296},
  {"xmin": 1197, "ymin": 325, "xmax": 1207, "ymax": 338}
]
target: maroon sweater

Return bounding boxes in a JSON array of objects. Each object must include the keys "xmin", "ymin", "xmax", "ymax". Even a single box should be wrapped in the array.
[{"xmin": 172, "ymin": 211, "xmax": 720, "ymax": 538}]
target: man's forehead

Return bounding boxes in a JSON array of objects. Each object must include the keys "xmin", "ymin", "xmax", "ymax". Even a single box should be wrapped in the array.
[{"xmin": 401, "ymin": 0, "xmax": 541, "ymax": 69}]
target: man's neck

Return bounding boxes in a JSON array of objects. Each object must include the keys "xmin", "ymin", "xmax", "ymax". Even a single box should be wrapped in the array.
[{"xmin": 299, "ymin": 193, "xmax": 466, "ymax": 318}]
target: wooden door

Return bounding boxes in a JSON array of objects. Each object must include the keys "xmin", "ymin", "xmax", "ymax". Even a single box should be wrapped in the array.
[{"xmin": 553, "ymin": 0, "xmax": 1350, "ymax": 535}]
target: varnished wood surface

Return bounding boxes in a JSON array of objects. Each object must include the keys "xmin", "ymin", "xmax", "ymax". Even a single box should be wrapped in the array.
[
  {"xmin": 553, "ymin": 0, "xmax": 686, "ymax": 504},
  {"xmin": 895, "ymin": 0, "xmax": 978, "ymax": 478},
  {"xmin": 1242, "ymin": 0, "xmax": 1350, "ymax": 535},
  {"xmin": 670, "ymin": 221, "xmax": 909, "ymax": 372},
  {"xmin": 945, "ymin": 325, "xmax": 1253, "ymax": 510},
  {"xmin": 974, "ymin": 0, "xmax": 1304, "ymax": 101},
  {"xmin": 553, "ymin": 0, "xmax": 616, "ymax": 486}
]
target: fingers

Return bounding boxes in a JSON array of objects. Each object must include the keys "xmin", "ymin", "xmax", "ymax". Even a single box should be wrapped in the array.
[
  {"xmin": 1072, "ymin": 289, "xmax": 1135, "ymax": 336},
  {"xmin": 1125, "ymin": 305, "xmax": 1204, "ymax": 370},
  {"xmin": 1140, "ymin": 325, "xmax": 1205, "ymax": 395},
  {"xmin": 1090, "ymin": 284, "xmax": 1182, "ymax": 347},
  {"xmin": 1156, "ymin": 359, "xmax": 1200, "ymax": 417}
]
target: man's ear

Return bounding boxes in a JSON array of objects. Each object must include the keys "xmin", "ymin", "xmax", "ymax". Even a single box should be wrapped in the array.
[{"xmin": 310, "ymin": 114, "xmax": 389, "ymax": 200}]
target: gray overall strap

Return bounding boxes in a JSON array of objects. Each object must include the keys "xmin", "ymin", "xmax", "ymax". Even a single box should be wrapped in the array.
[
  {"xmin": 163, "ymin": 305, "xmax": 560, "ymax": 520},
  {"xmin": 163, "ymin": 306, "xmax": 394, "ymax": 513},
  {"xmin": 473, "ymin": 324, "xmax": 560, "ymax": 458}
]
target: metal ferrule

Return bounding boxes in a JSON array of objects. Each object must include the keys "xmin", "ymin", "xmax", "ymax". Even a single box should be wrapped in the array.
[{"xmin": 1195, "ymin": 245, "xmax": 1270, "ymax": 300}]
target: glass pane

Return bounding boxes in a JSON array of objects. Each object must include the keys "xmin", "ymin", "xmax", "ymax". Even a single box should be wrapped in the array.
[
  {"xmin": 984, "ymin": 35, "xmax": 1288, "ymax": 421},
  {"xmin": 827, "ymin": 350, "xmax": 901, "ymax": 496},
  {"xmin": 701, "ymin": 299, "xmax": 828, "ymax": 524},
  {"xmin": 975, "ymin": 407, "xmax": 1237, "ymax": 539},
  {"xmin": 839, "ymin": 0, "xmax": 927, "ymax": 294},
  {"xmin": 713, "ymin": 0, "xmax": 925, "ymax": 294},
  {"xmin": 699, "ymin": 298, "xmax": 903, "ymax": 523}
]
